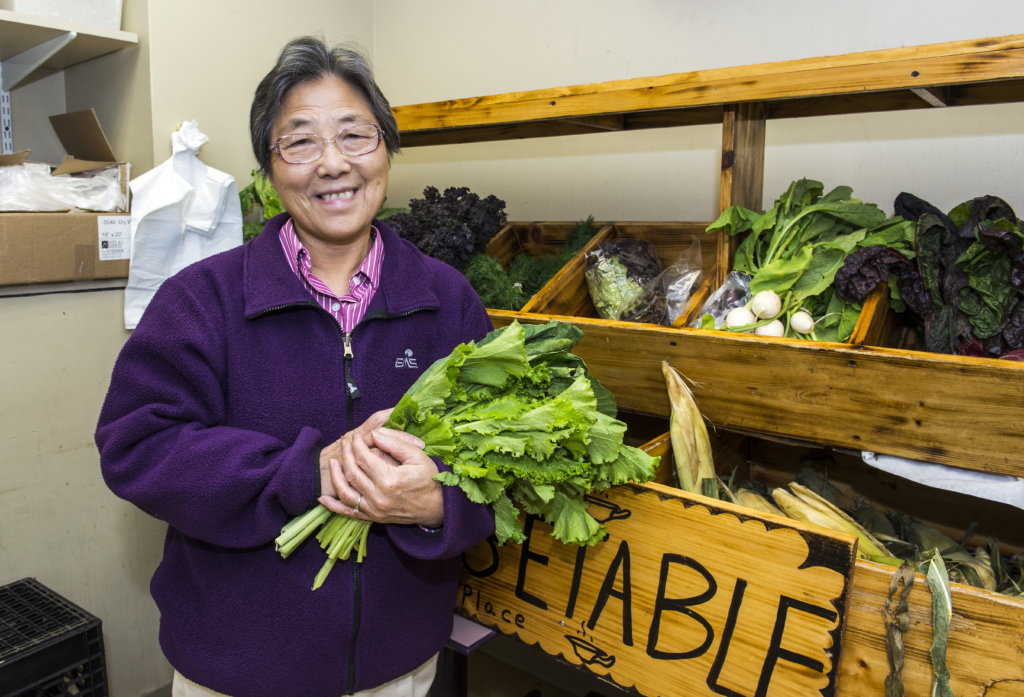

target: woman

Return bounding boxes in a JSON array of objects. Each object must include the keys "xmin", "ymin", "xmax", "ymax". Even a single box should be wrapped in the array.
[{"xmin": 95, "ymin": 36, "xmax": 495, "ymax": 697}]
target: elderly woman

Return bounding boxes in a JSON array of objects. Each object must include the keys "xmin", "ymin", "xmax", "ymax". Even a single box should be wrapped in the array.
[{"xmin": 96, "ymin": 36, "xmax": 495, "ymax": 697}]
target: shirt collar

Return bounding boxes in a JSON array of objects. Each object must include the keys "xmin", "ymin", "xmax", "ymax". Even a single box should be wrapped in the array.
[{"xmin": 278, "ymin": 218, "xmax": 383, "ymax": 293}]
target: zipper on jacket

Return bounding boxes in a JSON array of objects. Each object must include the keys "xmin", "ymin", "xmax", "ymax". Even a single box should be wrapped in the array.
[
  {"xmin": 342, "ymin": 331, "xmax": 361, "ymax": 400},
  {"xmin": 346, "ymin": 563, "xmax": 362, "ymax": 693}
]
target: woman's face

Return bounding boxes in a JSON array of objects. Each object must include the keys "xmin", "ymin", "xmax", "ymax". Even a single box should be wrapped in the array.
[{"xmin": 268, "ymin": 75, "xmax": 389, "ymax": 250}]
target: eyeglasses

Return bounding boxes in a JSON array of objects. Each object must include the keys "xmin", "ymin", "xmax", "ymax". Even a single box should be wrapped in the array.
[{"xmin": 271, "ymin": 123, "xmax": 384, "ymax": 164}]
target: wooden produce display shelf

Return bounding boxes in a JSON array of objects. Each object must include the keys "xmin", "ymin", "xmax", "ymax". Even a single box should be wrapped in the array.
[
  {"xmin": 394, "ymin": 34, "xmax": 1024, "ymax": 479},
  {"xmin": 393, "ymin": 34, "xmax": 1024, "ymax": 147}
]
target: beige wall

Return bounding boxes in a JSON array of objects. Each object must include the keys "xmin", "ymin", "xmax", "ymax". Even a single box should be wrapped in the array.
[
  {"xmin": 376, "ymin": 0, "xmax": 1024, "ymax": 222},
  {"xmin": 2, "ymin": 2, "xmax": 1023, "ymax": 696}
]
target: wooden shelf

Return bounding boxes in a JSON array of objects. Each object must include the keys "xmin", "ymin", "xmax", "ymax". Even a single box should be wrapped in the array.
[
  {"xmin": 393, "ymin": 34, "xmax": 1024, "ymax": 146},
  {"xmin": 391, "ymin": 34, "xmax": 1024, "ymax": 479},
  {"xmin": 0, "ymin": 9, "xmax": 137, "ymax": 90}
]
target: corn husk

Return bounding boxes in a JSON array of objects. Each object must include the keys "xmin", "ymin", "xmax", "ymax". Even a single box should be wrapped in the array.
[
  {"xmin": 924, "ymin": 551, "xmax": 954, "ymax": 697},
  {"xmin": 852, "ymin": 499, "xmax": 897, "ymax": 538},
  {"xmin": 661, "ymin": 361, "xmax": 716, "ymax": 498},
  {"xmin": 733, "ymin": 486, "xmax": 786, "ymax": 516},
  {"xmin": 772, "ymin": 482, "xmax": 897, "ymax": 563},
  {"xmin": 882, "ymin": 562, "xmax": 915, "ymax": 697},
  {"xmin": 796, "ymin": 466, "xmax": 853, "ymax": 510}
]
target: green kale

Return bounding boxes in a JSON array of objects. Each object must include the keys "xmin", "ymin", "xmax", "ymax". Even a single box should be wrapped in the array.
[{"xmin": 465, "ymin": 217, "xmax": 600, "ymax": 310}]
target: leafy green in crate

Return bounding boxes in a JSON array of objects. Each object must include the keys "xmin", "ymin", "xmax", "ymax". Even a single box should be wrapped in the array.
[
  {"xmin": 700, "ymin": 178, "xmax": 915, "ymax": 341},
  {"xmin": 836, "ymin": 192, "xmax": 1024, "ymax": 358},
  {"xmin": 464, "ymin": 216, "xmax": 600, "ymax": 310}
]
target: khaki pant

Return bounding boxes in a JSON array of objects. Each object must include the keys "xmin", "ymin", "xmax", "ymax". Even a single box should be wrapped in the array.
[{"xmin": 172, "ymin": 654, "xmax": 438, "ymax": 697}]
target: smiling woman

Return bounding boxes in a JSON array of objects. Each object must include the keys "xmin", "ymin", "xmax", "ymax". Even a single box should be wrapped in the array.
[{"xmin": 95, "ymin": 35, "xmax": 496, "ymax": 697}]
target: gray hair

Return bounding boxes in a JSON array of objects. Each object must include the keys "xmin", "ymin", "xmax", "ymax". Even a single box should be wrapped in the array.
[{"xmin": 250, "ymin": 36, "xmax": 400, "ymax": 173}]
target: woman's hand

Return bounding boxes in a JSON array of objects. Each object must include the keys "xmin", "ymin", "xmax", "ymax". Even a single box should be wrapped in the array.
[
  {"xmin": 318, "ymin": 409, "xmax": 420, "ymax": 498},
  {"xmin": 319, "ymin": 426, "xmax": 445, "ymax": 529}
]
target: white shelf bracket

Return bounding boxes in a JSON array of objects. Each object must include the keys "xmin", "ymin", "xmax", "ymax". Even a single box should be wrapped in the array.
[
  {"xmin": 0, "ymin": 62, "xmax": 11, "ymax": 154},
  {"xmin": 0, "ymin": 30, "xmax": 77, "ymax": 91}
]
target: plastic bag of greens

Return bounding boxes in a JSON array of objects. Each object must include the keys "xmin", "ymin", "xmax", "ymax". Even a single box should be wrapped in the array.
[
  {"xmin": 690, "ymin": 270, "xmax": 752, "ymax": 329},
  {"xmin": 584, "ymin": 239, "xmax": 664, "ymax": 322},
  {"xmin": 657, "ymin": 238, "xmax": 704, "ymax": 325}
]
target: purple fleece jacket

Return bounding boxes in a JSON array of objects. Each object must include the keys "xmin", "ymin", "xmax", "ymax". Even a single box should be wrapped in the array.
[{"xmin": 95, "ymin": 214, "xmax": 495, "ymax": 697}]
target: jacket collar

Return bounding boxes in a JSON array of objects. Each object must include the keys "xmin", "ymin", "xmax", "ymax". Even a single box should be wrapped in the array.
[{"xmin": 242, "ymin": 213, "xmax": 439, "ymax": 319}]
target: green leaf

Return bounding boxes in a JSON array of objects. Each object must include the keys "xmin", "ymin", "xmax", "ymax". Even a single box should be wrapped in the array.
[
  {"xmin": 925, "ymin": 552, "xmax": 954, "ymax": 697},
  {"xmin": 706, "ymin": 205, "xmax": 760, "ymax": 237},
  {"xmin": 750, "ymin": 243, "xmax": 814, "ymax": 295}
]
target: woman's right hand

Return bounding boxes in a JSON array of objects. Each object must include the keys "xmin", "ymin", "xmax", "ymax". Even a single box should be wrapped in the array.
[{"xmin": 318, "ymin": 410, "xmax": 421, "ymax": 499}]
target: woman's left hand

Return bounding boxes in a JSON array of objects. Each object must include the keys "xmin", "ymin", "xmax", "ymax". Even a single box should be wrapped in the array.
[{"xmin": 318, "ymin": 428, "xmax": 444, "ymax": 528}]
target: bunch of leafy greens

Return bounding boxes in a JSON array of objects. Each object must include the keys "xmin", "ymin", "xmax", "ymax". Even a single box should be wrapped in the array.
[
  {"xmin": 704, "ymin": 178, "xmax": 915, "ymax": 341},
  {"xmin": 239, "ymin": 171, "xmax": 285, "ymax": 241},
  {"xmin": 835, "ymin": 192, "xmax": 1024, "ymax": 358},
  {"xmin": 387, "ymin": 185, "xmax": 508, "ymax": 271},
  {"xmin": 464, "ymin": 217, "xmax": 600, "ymax": 310},
  {"xmin": 275, "ymin": 319, "xmax": 659, "ymax": 589}
]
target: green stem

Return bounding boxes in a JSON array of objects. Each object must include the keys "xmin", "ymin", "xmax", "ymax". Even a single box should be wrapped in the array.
[
  {"xmin": 311, "ymin": 556, "xmax": 336, "ymax": 591},
  {"xmin": 762, "ymin": 208, "xmax": 814, "ymax": 268},
  {"xmin": 275, "ymin": 505, "xmax": 332, "ymax": 557}
]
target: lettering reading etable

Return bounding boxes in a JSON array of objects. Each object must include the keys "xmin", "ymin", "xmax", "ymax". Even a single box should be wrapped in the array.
[{"xmin": 458, "ymin": 483, "xmax": 857, "ymax": 697}]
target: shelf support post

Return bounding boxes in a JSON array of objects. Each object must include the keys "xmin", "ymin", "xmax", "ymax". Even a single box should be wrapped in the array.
[{"xmin": 716, "ymin": 102, "xmax": 766, "ymax": 285}]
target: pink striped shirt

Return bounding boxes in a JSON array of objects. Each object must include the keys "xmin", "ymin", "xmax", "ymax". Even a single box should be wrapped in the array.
[{"xmin": 278, "ymin": 219, "xmax": 384, "ymax": 331}]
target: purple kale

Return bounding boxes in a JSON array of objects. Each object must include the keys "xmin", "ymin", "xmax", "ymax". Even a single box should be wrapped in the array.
[
  {"xmin": 387, "ymin": 186, "xmax": 507, "ymax": 271},
  {"xmin": 834, "ymin": 246, "xmax": 915, "ymax": 303}
]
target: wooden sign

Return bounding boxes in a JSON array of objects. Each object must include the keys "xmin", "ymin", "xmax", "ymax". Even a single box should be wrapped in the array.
[{"xmin": 458, "ymin": 482, "xmax": 858, "ymax": 697}]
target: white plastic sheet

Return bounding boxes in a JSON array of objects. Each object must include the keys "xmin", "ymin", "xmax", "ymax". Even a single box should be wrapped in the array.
[
  {"xmin": 861, "ymin": 451, "xmax": 1024, "ymax": 511},
  {"xmin": 0, "ymin": 162, "xmax": 123, "ymax": 211},
  {"xmin": 124, "ymin": 121, "xmax": 242, "ymax": 329}
]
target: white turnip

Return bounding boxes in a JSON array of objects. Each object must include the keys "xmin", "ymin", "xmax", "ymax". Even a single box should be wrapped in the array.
[
  {"xmin": 725, "ymin": 306, "xmax": 757, "ymax": 328},
  {"xmin": 750, "ymin": 290, "xmax": 782, "ymax": 319},
  {"xmin": 790, "ymin": 310, "xmax": 816, "ymax": 334},
  {"xmin": 754, "ymin": 319, "xmax": 785, "ymax": 337}
]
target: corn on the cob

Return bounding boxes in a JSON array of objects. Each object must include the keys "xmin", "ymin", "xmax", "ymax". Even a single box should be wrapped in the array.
[
  {"xmin": 732, "ymin": 486, "xmax": 786, "ymax": 516},
  {"xmin": 661, "ymin": 361, "xmax": 717, "ymax": 499},
  {"xmin": 772, "ymin": 482, "xmax": 897, "ymax": 563}
]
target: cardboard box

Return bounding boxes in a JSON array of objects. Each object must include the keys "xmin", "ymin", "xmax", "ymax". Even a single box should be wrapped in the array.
[
  {"xmin": 0, "ymin": 108, "xmax": 129, "ymax": 213},
  {"xmin": 0, "ymin": 108, "xmax": 131, "ymax": 285},
  {"xmin": 0, "ymin": 211, "xmax": 130, "ymax": 285}
]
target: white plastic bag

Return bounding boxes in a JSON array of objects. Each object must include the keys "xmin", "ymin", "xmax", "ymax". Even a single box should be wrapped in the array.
[
  {"xmin": 0, "ymin": 161, "xmax": 123, "ymax": 211},
  {"xmin": 124, "ymin": 121, "xmax": 243, "ymax": 329}
]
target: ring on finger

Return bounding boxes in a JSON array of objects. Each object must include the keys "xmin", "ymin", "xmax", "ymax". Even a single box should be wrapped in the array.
[{"xmin": 352, "ymin": 495, "xmax": 363, "ymax": 516}]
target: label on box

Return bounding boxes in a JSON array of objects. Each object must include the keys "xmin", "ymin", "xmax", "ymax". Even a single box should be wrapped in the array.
[{"xmin": 97, "ymin": 216, "xmax": 131, "ymax": 260}]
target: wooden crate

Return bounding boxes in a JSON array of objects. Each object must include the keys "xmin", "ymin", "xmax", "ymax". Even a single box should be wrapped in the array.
[
  {"xmin": 644, "ymin": 428, "xmax": 1024, "ymax": 697},
  {"xmin": 486, "ymin": 310, "xmax": 1024, "ymax": 478},
  {"xmin": 479, "ymin": 220, "xmax": 612, "ymax": 311},
  {"xmin": 525, "ymin": 221, "xmax": 719, "ymax": 326},
  {"xmin": 515, "ymin": 220, "xmax": 889, "ymax": 343}
]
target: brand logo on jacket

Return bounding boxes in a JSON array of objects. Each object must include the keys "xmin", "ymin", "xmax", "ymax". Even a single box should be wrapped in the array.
[{"xmin": 395, "ymin": 349, "xmax": 418, "ymax": 368}]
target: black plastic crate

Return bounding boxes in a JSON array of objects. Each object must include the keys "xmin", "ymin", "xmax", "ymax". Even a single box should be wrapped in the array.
[{"xmin": 0, "ymin": 578, "xmax": 108, "ymax": 697}]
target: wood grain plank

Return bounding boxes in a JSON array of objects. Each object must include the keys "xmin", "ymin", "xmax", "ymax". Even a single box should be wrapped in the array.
[
  {"xmin": 840, "ymin": 560, "xmax": 1024, "ymax": 697},
  {"xmin": 487, "ymin": 311, "xmax": 1024, "ymax": 477},
  {"xmin": 394, "ymin": 36, "xmax": 1024, "ymax": 135}
]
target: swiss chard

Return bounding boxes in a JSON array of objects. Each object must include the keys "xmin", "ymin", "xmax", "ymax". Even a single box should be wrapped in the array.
[{"xmin": 838, "ymin": 192, "xmax": 1024, "ymax": 358}]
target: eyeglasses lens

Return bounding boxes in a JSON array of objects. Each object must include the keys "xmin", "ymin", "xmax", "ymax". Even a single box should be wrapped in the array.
[{"xmin": 275, "ymin": 124, "xmax": 381, "ymax": 164}]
